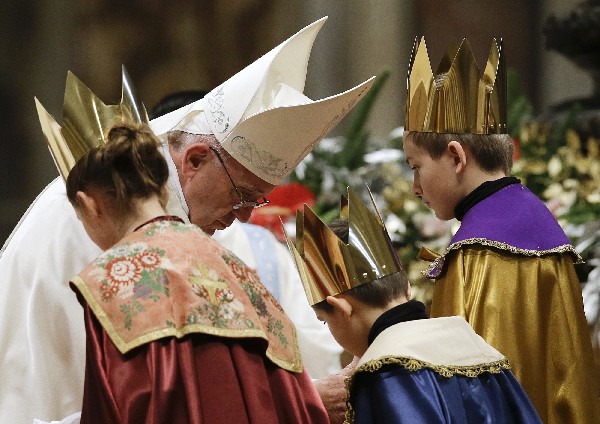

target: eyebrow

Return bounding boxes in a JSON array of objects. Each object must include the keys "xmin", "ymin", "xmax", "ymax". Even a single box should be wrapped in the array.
[{"xmin": 238, "ymin": 186, "xmax": 255, "ymax": 197}]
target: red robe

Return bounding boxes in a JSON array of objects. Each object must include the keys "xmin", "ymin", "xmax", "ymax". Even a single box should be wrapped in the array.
[
  {"xmin": 80, "ymin": 303, "xmax": 328, "ymax": 423},
  {"xmin": 72, "ymin": 218, "xmax": 329, "ymax": 424}
]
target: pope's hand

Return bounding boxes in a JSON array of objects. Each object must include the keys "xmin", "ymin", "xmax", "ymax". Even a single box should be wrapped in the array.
[{"xmin": 314, "ymin": 356, "xmax": 359, "ymax": 424}]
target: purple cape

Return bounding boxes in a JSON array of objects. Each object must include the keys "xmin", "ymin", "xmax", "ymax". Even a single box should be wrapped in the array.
[
  {"xmin": 425, "ymin": 184, "xmax": 580, "ymax": 279},
  {"xmin": 453, "ymin": 184, "xmax": 570, "ymax": 249}
]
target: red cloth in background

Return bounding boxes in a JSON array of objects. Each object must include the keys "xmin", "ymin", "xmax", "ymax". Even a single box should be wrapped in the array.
[
  {"xmin": 249, "ymin": 183, "xmax": 316, "ymax": 242},
  {"xmin": 79, "ymin": 302, "xmax": 330, "ymax": 424}
]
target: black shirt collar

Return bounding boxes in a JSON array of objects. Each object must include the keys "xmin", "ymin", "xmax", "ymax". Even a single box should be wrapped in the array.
[
  {"xmin": 454, "ymin": 176, "xmax": 520, "ymax": 221},
  {"xmin": 367, "ymin": 300, "xmax": 429, "ymax": 346}
]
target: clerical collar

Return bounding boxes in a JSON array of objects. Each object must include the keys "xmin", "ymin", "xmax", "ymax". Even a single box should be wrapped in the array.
[
  {"xmin": 367, "ymin": 300, "xmax": 429, "ymax": 346},
  {"xmin": 454, "ymin": 176, "xmax": 520, "ymax": 221},
  {"xmin": 133, "ymin": 216, "xmax": 184, "ymax": 232}
]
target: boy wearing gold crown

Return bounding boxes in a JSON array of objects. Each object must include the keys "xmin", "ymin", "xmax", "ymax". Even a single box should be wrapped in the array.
[
  {"xmin": 286, "ymin": 188, "xmax": 542, "ymax": 423},
  {"xmin": 403, "ymin": 37, "xmax": 600, "ymax": 423}
]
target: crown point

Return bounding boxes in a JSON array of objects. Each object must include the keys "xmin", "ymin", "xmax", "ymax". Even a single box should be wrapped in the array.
[
  {"xmin": 288, "ymin": 186, "xmax": 404, "ymax": 305},
  {"xmin": 406, "ymin": 37, "xmax": 507, "ymax": 134},
  {"xmin": 37, "ymin": 69, "xmax": 148, "ymax": 181}
]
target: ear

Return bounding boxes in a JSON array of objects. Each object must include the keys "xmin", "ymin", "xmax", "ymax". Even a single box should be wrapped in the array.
[
  {"xmin": 181, "ymin": 143, "xmax": 211, "ymax": 180},
  {"xmin": 326, "ymin": 295, "xmax": 353, "ymax": 319},
  {"xmin": 75, "ymin": 190, "xmax": 101, "ymax": 219},
  {"xmin": 447, "ymin": 140, "xmax": 467, "ymax": 175}
]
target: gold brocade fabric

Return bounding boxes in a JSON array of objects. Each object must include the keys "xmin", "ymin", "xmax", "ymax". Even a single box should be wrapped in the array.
[
  {"xmin": 429, "ymin": 245, "xmax": 600, "ymax": 423},
  {"xmin": 72, "ymin": 220, "xmax": 302, "ymax": 373}
]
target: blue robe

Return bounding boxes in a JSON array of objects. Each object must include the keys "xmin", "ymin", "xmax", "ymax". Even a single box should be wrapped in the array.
[{"xmin": 347, "ymin": 313, "xmax": 541, "ymax": 423}]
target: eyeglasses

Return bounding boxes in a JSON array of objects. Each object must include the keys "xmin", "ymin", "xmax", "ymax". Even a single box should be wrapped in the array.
[{"xmin": 209, "ymin": 147, "xmax": 270, "ymax": 210}]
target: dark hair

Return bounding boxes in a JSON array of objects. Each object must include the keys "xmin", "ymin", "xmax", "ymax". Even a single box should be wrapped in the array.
[
  {"xmin": 66, "ymin": 123, "xmax": 169, "ymax": 214},
  {"xmin": 150, "ymin": 90, "xmax": 219, "ymax": 153},
  {"xmin": 313, "ymin": 218, "xmax": 409, "ymax": 312},
  {"xmin": 149, "ymin": 90, "xmax": 209, "ymax": 119},
  {"xmin": 405, "ymin": 131, "xmax": 514, "ymax": 175}
]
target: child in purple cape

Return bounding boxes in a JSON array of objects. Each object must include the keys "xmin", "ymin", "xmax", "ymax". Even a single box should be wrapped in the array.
[{"xmin": 403, "ymin": 36, "xmax": 600, "ymax": 423}]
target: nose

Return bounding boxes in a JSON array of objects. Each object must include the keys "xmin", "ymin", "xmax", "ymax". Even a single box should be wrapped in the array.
[
  {"xmin": 233, "ymin": 205, "xmax": 254, "ymax": 223},
  {"xmin": 412, "ymin": 175, "xmax": 422, "ymax": 197}
]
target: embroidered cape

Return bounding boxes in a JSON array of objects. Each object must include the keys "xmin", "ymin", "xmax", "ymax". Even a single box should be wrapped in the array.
[{"xmin": 71, "ymin": 219, "xmax": 302, "ymax": 372}]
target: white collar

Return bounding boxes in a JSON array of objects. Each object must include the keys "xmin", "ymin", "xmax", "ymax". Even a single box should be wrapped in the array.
[{"xmin": 358, "ymin": 316, "xmax": 505, "ymax": 368}]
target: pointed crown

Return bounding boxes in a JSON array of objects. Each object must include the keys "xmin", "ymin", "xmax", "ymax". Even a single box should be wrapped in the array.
[
  {"xmin": 149, "ymin": 17, "xmax": 375, "ymax": 185},
  {"xmin": 405, "ymin": 37, "xmax": 507, "ymax": 134},
  {"xmin": 35, "ymin": 66, "xmax": 149, "ymax": 180},
  {"xmin": 285, "ymin": 187, "xmax": 404, "ymax": 306}
]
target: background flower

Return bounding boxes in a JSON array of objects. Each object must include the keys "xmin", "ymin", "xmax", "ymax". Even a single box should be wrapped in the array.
[{"xmin": 284, "ymin": 68, "xmax": 600, "ymax": 310}]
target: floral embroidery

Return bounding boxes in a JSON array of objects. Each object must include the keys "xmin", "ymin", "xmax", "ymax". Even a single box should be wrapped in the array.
[
  {"xmin": 229, "ymin": 135, "xmax": 288, "ymax": 180},
  {"xmin": 106, "ymin": 257, "xmax": 140, "ymax": 284},
  {"xmin": 141, "ymin": 220, "xmax": 192, "ymax": 237},
  {"xmin": 93, "ymin": 242, "xmax": 168, "ymax": 330},
  {"xmin": 135, "ymin": 251, "xmax": 161, "ymax": 269},
  {"xmin": 206, "ymin": 85, "xmax": 229, "ymax": 133},
  {"xmin": 187, "ymin": 262, "xmax": 248, "ymax": 328},
  {"xmin": 223, "ymin": 254, "xmax": 288, "ymax": 347}
]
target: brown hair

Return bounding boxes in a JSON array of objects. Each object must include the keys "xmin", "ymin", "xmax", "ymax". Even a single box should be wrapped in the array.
[
  {"xmin": 405, "ymin": 131, "xmax": 514, "ymax": 175},
  {"xmin": 313, "ymin": 218, "xmax": 409, "ymax": 312},
  {"xmin": 66, "ymin": 123, "xmax": 169, "ymax": 214}
]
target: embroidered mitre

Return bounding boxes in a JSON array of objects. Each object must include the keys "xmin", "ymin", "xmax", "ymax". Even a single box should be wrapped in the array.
[{"xmin": 150, "ymin": 17, "xmax": 375, "ymax": 185}]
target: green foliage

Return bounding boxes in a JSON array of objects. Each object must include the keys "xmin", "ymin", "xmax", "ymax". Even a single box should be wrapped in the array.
[
  {"xmin": 289, "ymin": 70, "xmax": 391, "ymax": 217},
  {"xmin": 337, "ymin": 70, "xmax": 391, "ymax": 169},
  {"xmin": 506, "ymin": 69, "xmax": 533, "ymax": 137}
]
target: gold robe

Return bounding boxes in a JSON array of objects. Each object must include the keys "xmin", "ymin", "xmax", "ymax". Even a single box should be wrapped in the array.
[{"xmin": 425, "ymin": 244, "xmax": 600, "ymax": 424}]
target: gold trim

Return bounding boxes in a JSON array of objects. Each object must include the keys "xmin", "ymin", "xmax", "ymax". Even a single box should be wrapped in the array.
[
  {"xmin": 355, "ymin": 355, "xmax": 511, "ymax": 377},
  {"xmin": 71, "ymin": 275, "xmax": 302, "ymax": 373},
  {"xmin": 423, "ymin": 238, "xmax": 583, "ymax": 278}
]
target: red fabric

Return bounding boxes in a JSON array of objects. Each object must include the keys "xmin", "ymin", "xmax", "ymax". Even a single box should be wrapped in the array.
[
  {"xmin": 262, "ymin": 183, "xmax": 315, "ymax": 210},
  {"xmin": 79, "ymin": 301, "xmax": 329, "ymax": 424},
  {"xmin": 249, "ymin": 182, "xmax": 316, "ymax": 242}
]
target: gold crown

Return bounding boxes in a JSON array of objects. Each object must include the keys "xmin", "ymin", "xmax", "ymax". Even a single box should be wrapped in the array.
[
  {"xmin": 35, "ymin": 66, "xmax": 149, "ymax": 180},
  {"xmin": 405, "ymin": 37, "xmax": 507, "ymax": 134},
  {"xmin": 285, "ymin": 187, "xmax": 403, "ymax": 306}
]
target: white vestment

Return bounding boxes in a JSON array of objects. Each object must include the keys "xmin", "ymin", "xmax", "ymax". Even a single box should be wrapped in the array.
[
  {"xmin": 0, "ymin": 179, "xmax": 99, "ymax": 424},
  {"xmin": 1, "ymin": 176, "xmax": 340, "ymax": 424},
  {"xmin": 213, "ymin": 221, "xmax": 343, "ymax": 379}
]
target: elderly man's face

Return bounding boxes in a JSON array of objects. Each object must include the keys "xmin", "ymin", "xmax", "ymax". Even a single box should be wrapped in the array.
[{"xmin": 171, "ymin": 137, "xmax": 275, "ymax": 234}]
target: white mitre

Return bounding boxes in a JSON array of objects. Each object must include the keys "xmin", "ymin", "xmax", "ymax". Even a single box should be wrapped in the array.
[{"xmin": 150, "ymin": 16, "xmax": 375, "ymax": 185}]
